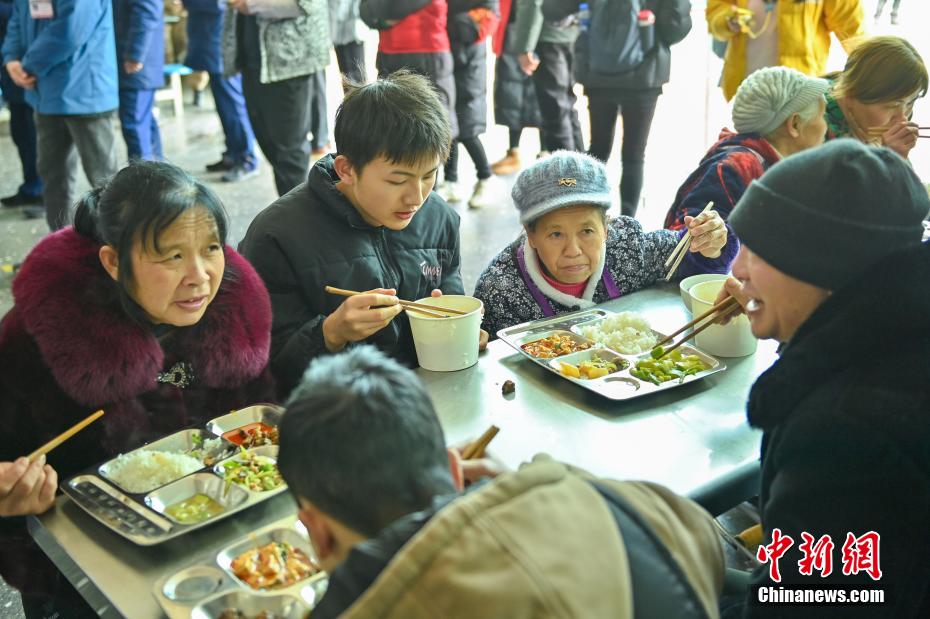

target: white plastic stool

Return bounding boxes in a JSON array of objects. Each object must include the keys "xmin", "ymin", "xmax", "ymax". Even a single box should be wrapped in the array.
[{"xmin": 155, "ymin": 64, "xmax": 193, "ymax": 117}]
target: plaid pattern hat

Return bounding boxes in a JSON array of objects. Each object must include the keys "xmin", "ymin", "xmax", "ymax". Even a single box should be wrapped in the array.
[{"xmin": 512, "ymin": 151, "xmax": 613, "ymax": 225}]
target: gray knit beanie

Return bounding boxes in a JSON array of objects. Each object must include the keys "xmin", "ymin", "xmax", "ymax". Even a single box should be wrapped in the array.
[
  {"xmin": 512, "ymin": 151, "xmax": 612, "ymax": 225},
  {"xmin": 732, "ymin": 67, "xmax": 829, "ymax": 135},
  {"xmin": 730, "ymin": 139, "xmax": 929, "ymax": 290}
]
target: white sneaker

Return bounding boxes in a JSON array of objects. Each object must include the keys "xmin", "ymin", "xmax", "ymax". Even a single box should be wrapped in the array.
[
  {"xmin": 468, "ymin": 178, "xmax": 500, "ymax": 209},
  {"xmin": 437, "ymin": 181, "xmax": 463, "ymax": 203}
]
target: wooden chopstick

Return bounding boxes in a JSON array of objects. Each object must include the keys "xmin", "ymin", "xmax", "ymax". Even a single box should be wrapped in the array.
[
  {"xmin": 27, "ymin": 410, "xmax": 104, "ymax": 462},
  {"xmin": 461, "ymin": 425, "xmax": 499, "ymax": 460},
  {"xmin": 655, "ymin": 295, "xmax": 739, "ymax": 349},
  {"xmin": 324, "ymin": 286, "xmax": 467, "ymax": 317},
  {"xmin": 665, "ymin": 202, "xmax": 714, "ymax": 281},
  {"xmin": 661, "ymin": 302, "xmax": 743, "ymax": 357}
]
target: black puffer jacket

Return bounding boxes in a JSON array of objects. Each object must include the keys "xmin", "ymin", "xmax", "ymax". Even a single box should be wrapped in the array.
[
  {"xmin": 448, "ymin": 0, "xmax": 499, "ymax": 139},
  {"xmin": 743, "ymin": 243, "xmax": 930, "ymax": 618},
  {"xmin": 239, "ymin": 155, "xmax": 463, "ymax": 397},
  {"xmin": 579, "ymin": 0, "xmax": 691, "ymax": 93}
]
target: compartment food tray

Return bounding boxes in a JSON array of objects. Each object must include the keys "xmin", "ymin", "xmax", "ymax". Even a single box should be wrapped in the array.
[{"xmin": 497, "ymin": 309, "xmax": 726, "ymax": 401}]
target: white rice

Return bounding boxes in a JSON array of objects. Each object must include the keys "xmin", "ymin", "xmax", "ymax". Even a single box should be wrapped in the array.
[
  {"xmin": 579, "ymin": 311, "xmax": 657, "ymax": 355},
  {"xmin": 104, "ymin": 450, "xmax": 204, "ymax": 493}
]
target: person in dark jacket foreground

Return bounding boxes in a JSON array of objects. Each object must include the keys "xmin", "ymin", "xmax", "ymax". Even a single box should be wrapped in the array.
[
  {"xmin": 475, "ymin": 150, "xmax": 736, "ymax": 337},
  {"xmin": 721, "ymin": 138, "xmax": 930, "ymax": 618},
  {"xmin": 278, "ymin": 345, "xmax": 726, "ymax": 618},
  {"xmin": 0, "ymin": 160, "xmax": 275, "ymax": 617},
  {"xmin": 240, "ymin": 71, "xmax": 485, "ymax": 399}
]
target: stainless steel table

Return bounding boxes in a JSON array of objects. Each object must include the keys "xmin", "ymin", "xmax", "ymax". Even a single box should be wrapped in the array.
[{"xmin": 28, "ymin": 286, "xmax": 777, "ymax": 618}]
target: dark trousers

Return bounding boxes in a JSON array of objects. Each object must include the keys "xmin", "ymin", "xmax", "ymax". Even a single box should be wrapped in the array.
[
  {"xmin": 335, "ymin": 41, "xmax": 366, "ymax": 84},
  {"xmin": 532, "ymin": 41, "xmax": 583, "ymax": 152},
  {"xmin": 210, "ymin": 72, "xmax": 256, "ymax": 167},
  {"xmin": 310, "ymin": 69, "xmax": 329, "ymax": 150},
  {"xmin": 118, "ymin": 88, "xmax": 162, "ymax": 160},
  {"xmin": 242, "ymin": 68, "xmax": 314, "ymax": 196},
  {"xmin": 9, "ymin": 100, "xmax": 43, "ymax": 197},
  {"xmin": 444, "ymin": 137, "xmax": 491, "ymax": 182},
  {"xmin": 35, "ymin": 111, "xmax": 119, "ymax": 230},
  {"xmin": 587, "ymin": 91, "xmax": 660, "ymax": 218}
]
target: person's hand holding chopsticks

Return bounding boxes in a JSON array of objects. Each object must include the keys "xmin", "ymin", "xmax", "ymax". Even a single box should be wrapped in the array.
[
  {"xmin": 0, "ymin": 456, "xmax": 57, "ymax": 517},
  {"xmin": 713, "ymin": 276, "xmax": 753, "ymax": 325},
  {"xmin": 684, "ymin": 210, "xmax": 728, "ymax": 258},
  {"xmin": 879, "ymin": 121, "xmax": 920, "ymax": 160},
  {"xmin": 322, "ymin": 288, "xmax": 404, "ymax": 352}
]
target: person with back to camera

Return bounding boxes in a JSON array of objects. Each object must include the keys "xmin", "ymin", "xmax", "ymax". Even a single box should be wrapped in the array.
[
  {"xmin": 665, "ymin": 67, "xmax": 829, "ymax": 231},
  {"xmin": 474, "ymin": 150, "xmax": 736, "ymax": 338},
  {"xmin": 0, "ymin": 160, "xmax": 275, "ymax": 618},
  {"xmin": 823, "ymin": 35, "xmax": 928, "ymax": 161},
  {"xmin": 278, "ymin": 345, "xmax": 727, "ymax": 618},
  {"xmin": 239, "ymin": 71, "xmax": 488, "ymax": 399},
  {"xmin": 719, "ymin": 139, "xmax": 930, "ymax": 617}
]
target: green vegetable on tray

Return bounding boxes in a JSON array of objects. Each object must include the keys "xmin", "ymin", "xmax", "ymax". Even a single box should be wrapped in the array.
[
  {"xmin": 631, "ymin": 349, "xmax": 709, "ymax": 385},
  {"xmin": 221, "ymin": 448, "xmax": 284, "ymax": 493}
]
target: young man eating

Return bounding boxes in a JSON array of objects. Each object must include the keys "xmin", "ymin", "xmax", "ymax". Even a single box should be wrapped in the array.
[{"xmin": 240, "ymin": 71, "xmax": 475, "ymax": 397}]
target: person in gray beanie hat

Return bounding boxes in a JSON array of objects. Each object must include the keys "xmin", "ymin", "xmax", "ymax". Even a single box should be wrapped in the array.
[
  {"xmin": 664, "ymin": 67, "xmax": 828, "ymax": 231},
  {"xmin": 719, "ymin": 138, "xmax": 930, "ymax": 618},
  {"xmin": 474, "ymin": 151, "xmax": 736, "ymax": 337}
]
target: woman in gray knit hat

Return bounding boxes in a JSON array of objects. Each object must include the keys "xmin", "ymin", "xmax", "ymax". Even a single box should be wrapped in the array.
[
  {"xmin": 473, "ymin": 151, "xmax": 737, "ymax": 337},
  {"xmin": 719, "ymin": 139, "xmax": 930, "ymax": 617}
]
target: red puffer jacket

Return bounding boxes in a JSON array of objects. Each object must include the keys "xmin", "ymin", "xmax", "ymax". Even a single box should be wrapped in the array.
[{"xmin": 379, "ymin": 0, "xmax": 450, "ymax": 54}]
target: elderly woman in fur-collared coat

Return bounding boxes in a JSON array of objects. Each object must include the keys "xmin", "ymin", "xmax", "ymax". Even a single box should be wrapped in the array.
[
  {"xmin": 474, "ymin": 151, "xmax": 737, "ymax": 338},
  {"xmin": 0, "ymin": 161, "xmax": 274, "ymax": 615}
]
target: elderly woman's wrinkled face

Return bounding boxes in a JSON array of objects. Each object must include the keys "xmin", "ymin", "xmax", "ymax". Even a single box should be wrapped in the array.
[
  {"xmin": 794, "ymin": 98, "xmax": 827, "ymax": 151},
  {"xmin": 526, "ymin": 205, "xmax": 607, "ymax": 285},
  {"xmin": 124, "ymin": 208, "xmax": 225, "ymax": 326}
]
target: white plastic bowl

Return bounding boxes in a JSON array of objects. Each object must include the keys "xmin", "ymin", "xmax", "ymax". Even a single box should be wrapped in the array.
[
  {"xmin": 679, "ymin": 273, "xmax": 728, "ymax": 312},
  {"xmin": 408, "ymin": 295, "xmax": 483, "ymax": 372},
  {"xmin": 688, "ymin": 280, "xmax": 757, "ymax": 357}
]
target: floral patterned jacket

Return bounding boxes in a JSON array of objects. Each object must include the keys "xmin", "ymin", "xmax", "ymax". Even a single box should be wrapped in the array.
[
  {"xmin": 222, "ymin": 0, "xmax": 331, "ymax": 83},
  {"xmin": 474, "ymin": 217, "xmax": 738, "ymax": 338}
]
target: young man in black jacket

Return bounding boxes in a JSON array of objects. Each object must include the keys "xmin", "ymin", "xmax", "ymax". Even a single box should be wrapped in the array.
[
  {"xmin": 723, "ymin": 139, "xmax": 930, "ymax": 617},
  {"xmin": 240, "ymin": 71, "xmax": 478, "ymax": 397}
]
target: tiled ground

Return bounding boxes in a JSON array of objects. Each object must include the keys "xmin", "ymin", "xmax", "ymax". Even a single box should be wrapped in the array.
[{"xmin": 1, "ymin": 1, "xmax": 927, "ymax": 615}]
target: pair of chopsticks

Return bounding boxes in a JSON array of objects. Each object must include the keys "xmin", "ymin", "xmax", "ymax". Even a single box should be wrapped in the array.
[
  {"xmin": 866, "ymin": 125, "xmax": 930, "ymax": 139},
  {"xmin": 461, "ymin": 425, "xmax": 499, "ymax": 460},
  {"xmin": 26, "ymin": 410, "xmax": 104, "ymax": 462},
  {"xmin": 664, "ymin": 202, "xmax": 714, "ymax": 281},
  {"xmin": 654, "ymin": 296, "xmax": 741, "ymax": 358},
  {"xmin": 324, "ymin": 286, "xmax": 467, "ymax": 319}
]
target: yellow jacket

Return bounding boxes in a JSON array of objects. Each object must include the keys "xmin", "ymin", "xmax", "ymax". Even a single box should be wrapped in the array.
[{"xmin": 707, "ymin": 0, "xmax": 864, "ymax": 100}]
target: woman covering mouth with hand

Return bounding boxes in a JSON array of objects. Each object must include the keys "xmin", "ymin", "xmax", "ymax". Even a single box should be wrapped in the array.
[{"xmin": 474, "ymin": 151, "xmax": 737, "ymax": 337}]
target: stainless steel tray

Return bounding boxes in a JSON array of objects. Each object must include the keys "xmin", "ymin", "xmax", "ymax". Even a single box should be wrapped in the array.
[
  {"xmin": 497, "ymin": 308, "xmax": 726, "ymax": 401},
  {"xmin": 61, "ymin": 405, "xmax": 288, "ymax": 546},
  {"xmin": 154, "ymin": 517, "xmax": 328, "ymax": 619}
]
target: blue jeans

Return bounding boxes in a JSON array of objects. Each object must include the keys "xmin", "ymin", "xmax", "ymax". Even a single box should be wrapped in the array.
[
  {"xmin": 210, "ymin": 72, "xmax": 256, "ymax": 167},
  {"xmin": 118, "ymin": 88, "xmax": 162, "ymax": 160}
]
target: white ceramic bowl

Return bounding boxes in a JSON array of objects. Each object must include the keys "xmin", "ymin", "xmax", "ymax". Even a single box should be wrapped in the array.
[
  {"xmin": 688, "ymin": 280, "xmax": 757, "ymax": 357},
  {"xmin": 408, "ymin": 295, "xmax": 483, "ymax": 372},
  {"xmin": 679, "ymin": 273, "xmax": 728, "ymax": 312}
]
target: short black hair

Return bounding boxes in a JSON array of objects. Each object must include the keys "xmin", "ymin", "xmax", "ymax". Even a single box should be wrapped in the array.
[
  {"xmin": 73, "ymin": 160, "xmax": 230, "ymax": 324},
  {"xmin": 334, "ymin": 70, "xmax": 452, "ymax": 174},
  {"xmin": 278, "ymin": 346, "xmax": 455, "ymax": 537}
]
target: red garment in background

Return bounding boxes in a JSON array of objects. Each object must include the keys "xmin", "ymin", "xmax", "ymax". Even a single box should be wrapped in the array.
[{"xmin": 379, "ymin": 0, "xmax": 450, "ymax": 54}]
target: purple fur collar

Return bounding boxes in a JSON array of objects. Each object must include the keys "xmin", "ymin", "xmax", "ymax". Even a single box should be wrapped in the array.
[{"xmin": 12, "ymin": 228, "xmax": 272, "ymax": 406}]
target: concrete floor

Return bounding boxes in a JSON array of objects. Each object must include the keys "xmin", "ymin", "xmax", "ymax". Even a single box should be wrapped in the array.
[{"xmin": 1, "ymin": 1, "xmax": 928, "ymax": 615}]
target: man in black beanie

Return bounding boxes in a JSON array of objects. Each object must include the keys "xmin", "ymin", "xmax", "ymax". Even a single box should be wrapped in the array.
[{"xmin": 723, "ymin": 139, "xmax": 930, "ymax": 617}]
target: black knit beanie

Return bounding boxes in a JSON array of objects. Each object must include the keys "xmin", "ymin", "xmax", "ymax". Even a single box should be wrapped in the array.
[{"xmin": 730, "ymin": 139, "xmax": 929, "ymax": 290}]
